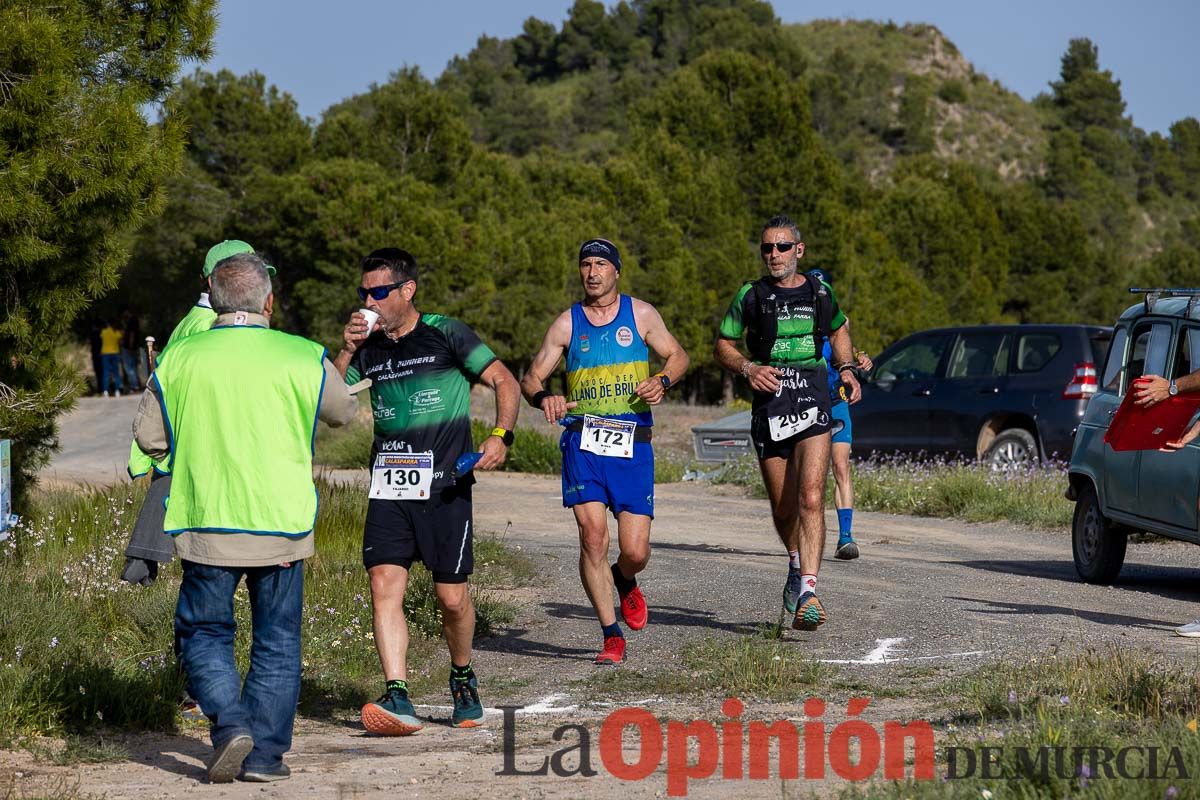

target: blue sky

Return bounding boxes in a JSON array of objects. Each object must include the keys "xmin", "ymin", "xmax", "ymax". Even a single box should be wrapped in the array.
[{"xmin": 205, "ymin": 1, "xmax": 1197, "ymax": 134}]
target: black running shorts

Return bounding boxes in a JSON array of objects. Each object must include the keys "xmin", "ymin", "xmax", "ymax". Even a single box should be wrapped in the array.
[{"xmin": 363, "ymin": 483, "xmax": 473, "ymax": 583}]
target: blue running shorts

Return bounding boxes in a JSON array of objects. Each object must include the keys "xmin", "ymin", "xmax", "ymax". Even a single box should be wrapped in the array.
[
  {"xmin": 560, "ymin": 429, "xmax": 654, "ymax": 518},
  {"xmin": 830, "ymin": 400, "xmax": 853, "ymax": 445}
]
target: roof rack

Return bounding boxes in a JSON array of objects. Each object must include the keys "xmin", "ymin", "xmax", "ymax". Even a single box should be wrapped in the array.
[{"xmin": 1128, "ymin": 287, "xmax": 1200, "ymax": 316}]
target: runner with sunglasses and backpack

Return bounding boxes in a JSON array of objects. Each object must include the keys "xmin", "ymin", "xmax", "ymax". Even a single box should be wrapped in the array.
[
  {"xmin": 713, "ymin": 215, "xmax": 861, "ymax": 631},
  {"xmin": 334, "ymin": 247, "xmax": 521, "ymax": 734}
]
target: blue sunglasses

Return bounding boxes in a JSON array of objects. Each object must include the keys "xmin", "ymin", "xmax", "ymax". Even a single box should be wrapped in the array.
[{"xmin": 357, "ymin": 281, "xmax": 411, "ymax": 302}]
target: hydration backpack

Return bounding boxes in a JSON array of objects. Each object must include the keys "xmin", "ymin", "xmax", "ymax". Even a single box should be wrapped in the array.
[{"xmin": 744, "ymin": 271, "xmax": 833, "ymax": 363}]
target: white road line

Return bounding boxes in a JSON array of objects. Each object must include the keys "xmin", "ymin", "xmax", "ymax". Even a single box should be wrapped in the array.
[
  {"xmin": 413, "ymin": 692, "xmax": 578, "ymax": 717},
  {"xmin": 820, "ymin": 637, "xmax": 988, "ymax": 665}
]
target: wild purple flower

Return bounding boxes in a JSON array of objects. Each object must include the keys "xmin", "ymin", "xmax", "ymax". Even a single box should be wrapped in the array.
[
  {"xmin": 1008, "ymin": 690, "xmax": 1017, "ymax": 704},
  {"xmin": 1165, "ymin": 787, "xmax": 1178, "ymax": 799},
  {"xmin": 1059, "ymin": 695, "xmax": 1069, "ymax": 705}
]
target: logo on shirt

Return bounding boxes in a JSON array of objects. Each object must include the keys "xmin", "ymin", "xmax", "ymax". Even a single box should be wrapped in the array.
[
  {"xmin": 580, "ymin": 334, "xmax": 590, "ymax": 353},
  {"xmin": 373, "ymin": 394, "xmax": 396, "ymax": 420},
  {"xmin": 408, "ymin": 388, "xmax": 444, "ymax": 415},
  {"xmin": 616, "ymin": 326, "xmax": 634, "ymax": 347}
]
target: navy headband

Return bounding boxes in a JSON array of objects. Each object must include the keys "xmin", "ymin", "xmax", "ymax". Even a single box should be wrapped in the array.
[{"xmin": 578, "ymin": 238, "xmax": 621, "ymax": 271}]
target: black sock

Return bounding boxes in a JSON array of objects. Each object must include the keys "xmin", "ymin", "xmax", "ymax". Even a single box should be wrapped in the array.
[
  {"xmin": 611, "ymin": 562, "xmax": 636, "ymax": 593},
  {"xmin": 602, "ymin": 622, "xmax": 623, "ymax": 639},
  {"xmin": 386, "ymin": 679, "xmax": 408, "ymax": 695},
  {"xmin": 450, "ymin": 662, "xmax": 474, "ymax": 682}
]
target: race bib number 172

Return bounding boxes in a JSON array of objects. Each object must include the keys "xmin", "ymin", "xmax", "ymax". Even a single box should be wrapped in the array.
[
  {"xmin": 579, "ymin": 415, "xmax": 636, "ymax": 458},
  {"xmin": 369, "ymin": 452, "xmax": 434, "ymax": 500}
]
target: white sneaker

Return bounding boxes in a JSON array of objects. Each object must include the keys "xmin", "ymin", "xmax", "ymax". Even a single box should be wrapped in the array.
[
  {"xmin": 115, "ymin": 390, "xmax": 122, "ymax": 397},
  {"xmin": 1174, "ymin": 620, "xmax": 1200, "ymax": 637},
  {"xmin": 102, "ymin": 391, "xmax": 110, "ymax": 398}
]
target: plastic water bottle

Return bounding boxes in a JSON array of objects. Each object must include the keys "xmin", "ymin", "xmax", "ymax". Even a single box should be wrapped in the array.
[{"xmin": 452, "ymin": 451, "xmax": 483, "ymax": 479}]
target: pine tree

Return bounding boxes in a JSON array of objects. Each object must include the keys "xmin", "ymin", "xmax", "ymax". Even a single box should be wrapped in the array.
[{"xmin": 0, "ymin": 1, "xmax": 215, "ymax": 502}]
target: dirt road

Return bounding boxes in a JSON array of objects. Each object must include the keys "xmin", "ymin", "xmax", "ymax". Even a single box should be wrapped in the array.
[{"xmin": 10, "ymin": 398, "xmax": 1200, "ymax": 798}]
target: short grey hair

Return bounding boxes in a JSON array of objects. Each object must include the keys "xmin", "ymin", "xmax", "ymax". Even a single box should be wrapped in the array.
[
  {"xmin": 210, "ymin": 254, "xmax": 272, "ymax": 314},
  {"xmin": 761, "ymin": 213, "xmax": 802, "ymax": 242}
]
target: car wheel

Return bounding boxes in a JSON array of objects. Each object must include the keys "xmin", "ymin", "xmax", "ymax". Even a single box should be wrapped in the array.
[
  {"xmin": 1071, "ymin": 484, "xmax": 1127, "ymax": 584},
  {"xmin": 983, "ymin": 428, "xmax": 1039, "ymax": 469}
]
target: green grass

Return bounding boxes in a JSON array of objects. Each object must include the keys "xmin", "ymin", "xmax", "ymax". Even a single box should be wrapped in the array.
[
  {"xmin": 712, "ymin": 455, "xmax": 1074, "ymax": 530},
  {"xmin": 842, "ymin": 648, "xmax": 1200, "ymax": 799},
  {"xmin": 0, "ymin": 480, "xmax": 531, "ymax": 742},
  {"xmin": 584, "ymin": 632, "xmax": 829, "ymax": 701}
]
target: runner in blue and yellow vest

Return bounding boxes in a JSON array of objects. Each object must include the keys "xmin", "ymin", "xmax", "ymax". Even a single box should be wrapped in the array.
[{"xmin": 521, "ymin": 238, "xmax": 690, "ymax": 666}]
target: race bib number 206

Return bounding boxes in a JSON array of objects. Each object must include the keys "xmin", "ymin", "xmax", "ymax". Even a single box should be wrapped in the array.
[
  {"xmin": 768, "ymin": 407, "xmax": 818, "ymax": 441},
  {"xmin": 369, "ymin": 452, "xmax": 434, "ymax": 500}
]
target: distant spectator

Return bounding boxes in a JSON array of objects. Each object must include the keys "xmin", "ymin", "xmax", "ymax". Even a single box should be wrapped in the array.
[
  {"xmin": 88, "ymin": 319, "xmax": 103, "ymax": 395},
  {"xmin": 120, "ymin": 310, "xmax": 143, "ymax": 391},
  {"xmin": 99, "ymin": 318, "xmax": 124, "ymax": 396}
]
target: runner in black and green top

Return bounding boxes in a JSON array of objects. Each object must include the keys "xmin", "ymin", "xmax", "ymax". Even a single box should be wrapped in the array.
[
  {"xmin": 334, "ymin": 248, "xmax": 520, "ymax": 735},
  {"xmin": 714, "ymin": 214, "xmax": 862, "ymax": 633}
]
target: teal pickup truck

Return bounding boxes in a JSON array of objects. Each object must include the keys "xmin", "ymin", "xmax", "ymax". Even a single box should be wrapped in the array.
[{"xmin": 1067, "ymin": 290, "xmax": 1200, "ymax": 583}]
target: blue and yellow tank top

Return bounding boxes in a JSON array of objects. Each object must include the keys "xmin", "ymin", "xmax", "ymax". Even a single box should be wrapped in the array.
[{"xmin": 566, "ymin": 296, "xmax": 652, "ymax": 426}]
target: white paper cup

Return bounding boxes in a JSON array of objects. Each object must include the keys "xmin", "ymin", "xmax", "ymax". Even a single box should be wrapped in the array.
[{"xmin": 359, "ymin": 308, "xmax": 380, "ymax": 334}]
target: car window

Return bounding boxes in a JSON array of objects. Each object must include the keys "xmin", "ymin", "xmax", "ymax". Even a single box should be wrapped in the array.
[
  {"xmin": 1089, "ymin": 333, "xmax": 1111, "ymax": 370},
  {"xmin": 1014, "ymin": 333, "xmax": 1062, "ymax": 372},
  {"xmin": 1172, "ymin": 326, "xmax": 1200, "ymax": 379},
  {"xmin": 874, "ymin": 336, "xmax": 947, "ymax": 382},
  {"xmin": 946, "ymin": 332, "xmax": 1010, "ymax": 379},
  {"xmin": 1101, "ymin": 327, "xmax": 1128, "ymax": 391},
  {"xmin": 1125, "ymin": 321, "xmax": 1172, "ymax": 389}
]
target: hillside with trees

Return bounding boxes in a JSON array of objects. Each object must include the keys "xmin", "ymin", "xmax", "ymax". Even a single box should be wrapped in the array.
[{"xmin": 106, "ymin": 0, "xmax": 1200, "ymax": 402}]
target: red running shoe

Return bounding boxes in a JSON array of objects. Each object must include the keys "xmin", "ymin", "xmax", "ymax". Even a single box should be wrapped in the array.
[
  {"xmin": 619, "ymin": 585, "xmax": 649, "ymax": 630},
  {"xmin": 595, "ymin": 635, "xmax": 626, "ymax": 665}
]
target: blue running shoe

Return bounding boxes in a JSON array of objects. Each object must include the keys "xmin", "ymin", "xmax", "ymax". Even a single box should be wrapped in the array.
[{"xmin": 783, "ymin": 567, "xmax": 804, "ymax": 613}]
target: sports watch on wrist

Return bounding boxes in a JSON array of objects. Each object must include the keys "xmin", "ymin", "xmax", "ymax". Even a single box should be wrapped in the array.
[
  {"xmin": 1170, "ymin": 379, "xmax": 1179, "ymax": 397},
  {"xmin": 491, "ymin": 427, "xmax": 515, "ymax": 447},
  {"xmin": 657, "ymin": 373, "xmax": 671, "ymax": 391}
]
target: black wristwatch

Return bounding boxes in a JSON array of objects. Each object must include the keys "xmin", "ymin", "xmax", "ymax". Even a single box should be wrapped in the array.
[
  {"xmin": 490, "ymin": 427, "xmax": 515, "ymax": 447},
  {"xmin": 657, "ymin": 373, "xmax": 671, "ymax": 391}
]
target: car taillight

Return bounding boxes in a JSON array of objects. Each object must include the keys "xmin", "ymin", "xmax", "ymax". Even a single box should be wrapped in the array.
[{"xmin": 1063, "ymin": 362, "xmax": 1098, "ymax": 399}]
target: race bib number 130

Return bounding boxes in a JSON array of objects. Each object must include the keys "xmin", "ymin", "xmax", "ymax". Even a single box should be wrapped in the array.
[
  {"xmin": 369, "ymin": 452, "xmax": 434, "ymax": 500},
  {"xmin": 580, "ymin": 415, "xmax": 636, "ymax": 458},
  {"xmin": 768, "ymin": 407, "xmax": 818, "ymax": 441}
]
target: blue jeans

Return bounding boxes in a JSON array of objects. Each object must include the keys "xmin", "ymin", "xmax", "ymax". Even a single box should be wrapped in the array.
[
  {"xmin": 175, "ymin": 559, "xmax": 304, "ymax": 772},
  {"xmin": 100, "ymin": 354, "xmax": 122, "ymax": 393},
  {"xmin": 120, "ymin": 348, "xmax": 140, "ymax": 389}
]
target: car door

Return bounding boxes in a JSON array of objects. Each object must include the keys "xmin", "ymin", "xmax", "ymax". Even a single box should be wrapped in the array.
[
  {"xmin": 926, "ymin": 330, "xmax": 1012, "ymax": 454},
  {"xmin": 1104, "ymin": 319, "xmax": 1172, "ymax": 514},
  {"xmin": 1135, "ymin": 323, "xmax": 1200, "ymax": 534},
  {"xmin": 853, "ymin": 333, "xmax": 950, "ymax": 454}
]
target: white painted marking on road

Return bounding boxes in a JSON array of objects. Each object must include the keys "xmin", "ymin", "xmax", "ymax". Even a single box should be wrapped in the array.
[
  {"xmin": 413, "ymin": 692, "xmax": 578, "ymax": 717},
  {"xmin": 863, "ymin": 637, "xmax": 905, "ymax": 663},
  {"xmin": 820, "ymin": 637, "xmax": 988, "ymax": 665}
]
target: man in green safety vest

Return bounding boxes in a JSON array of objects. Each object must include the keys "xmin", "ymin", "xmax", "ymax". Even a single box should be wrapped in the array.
[
  {"xmin": 121, "ymin": 239, "xmax": 271, "ymax": 584},
  {"xmin": 134, "ymin": 253, "xmax": 356, "ymax": 783}
]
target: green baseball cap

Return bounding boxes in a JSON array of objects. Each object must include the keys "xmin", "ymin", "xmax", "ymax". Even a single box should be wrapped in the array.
[{"xmin": 202, "ymin": 240, "xmax": 276, "ymax": 277}]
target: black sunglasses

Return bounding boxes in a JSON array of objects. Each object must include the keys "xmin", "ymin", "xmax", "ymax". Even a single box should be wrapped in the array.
[
  {"xmin": 357, "ymin": 281, "xmax": 411, "ymax": 302},
  {"xmin": 760, "ymin": 241, "xmax": 798, "ymax": 256}
]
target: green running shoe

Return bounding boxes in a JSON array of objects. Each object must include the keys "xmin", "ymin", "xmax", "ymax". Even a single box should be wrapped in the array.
[
  {"xmin": 792, "ymin": 592, "xmax": 827, "ymax": 631},
  {"xmin": 450, "ymin": 674, "xmax": 484, "ymax": 728}
]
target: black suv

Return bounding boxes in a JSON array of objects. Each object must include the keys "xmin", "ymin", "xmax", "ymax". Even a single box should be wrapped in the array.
[{"xmin": 852, "ymin": 324, "xmax": 1112, "ymax": 465}]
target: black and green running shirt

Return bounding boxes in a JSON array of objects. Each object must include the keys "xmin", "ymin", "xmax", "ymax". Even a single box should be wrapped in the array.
[
  {"xmin": 719, "ymin": 278, "xmax": 847, "ymax": 369},
  {"xmin": 345, "ymin": 314, "xmax": 497, "ymax": 490}
]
